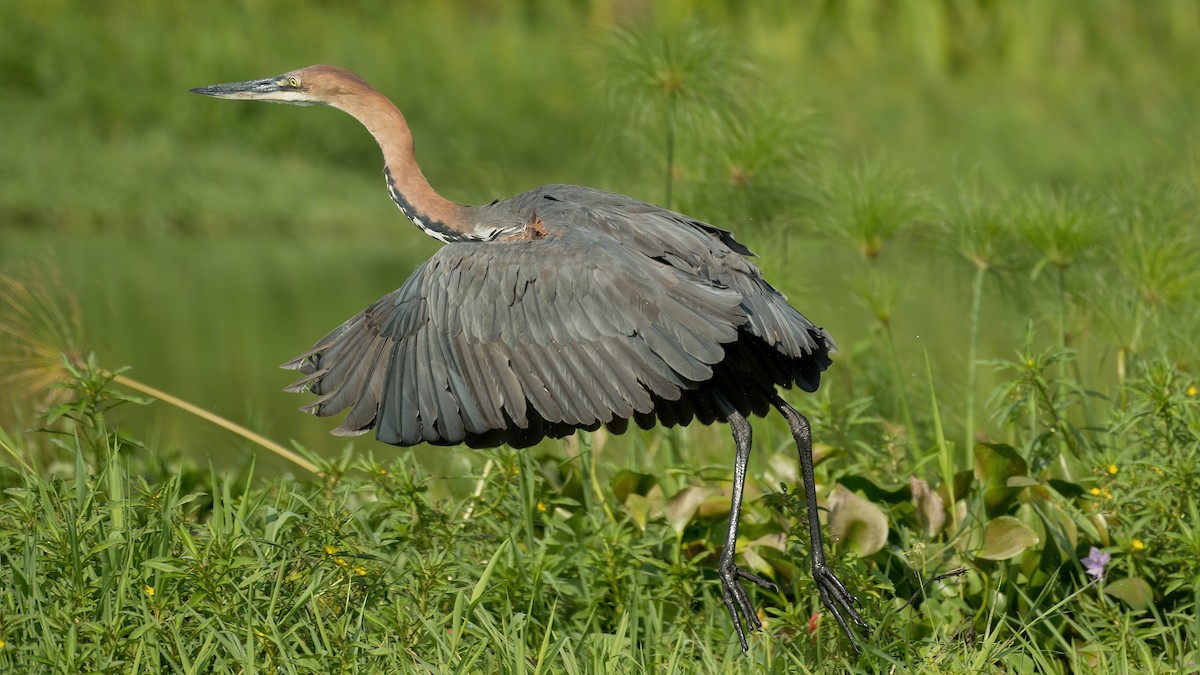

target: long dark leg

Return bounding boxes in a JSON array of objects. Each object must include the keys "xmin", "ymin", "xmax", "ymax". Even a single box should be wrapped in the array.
[
  {"xmin": 713, "ymin": 392, "xmax": 778, "ymax": 652},
  {"xmin": 771, "ymin": 393, "xmax": 868, "ymax": 652}
]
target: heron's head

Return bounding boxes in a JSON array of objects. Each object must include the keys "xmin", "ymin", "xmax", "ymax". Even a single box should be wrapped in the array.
[{"xmin": 189, "ymin": 65, "xmax": 374, "ymax": 107}]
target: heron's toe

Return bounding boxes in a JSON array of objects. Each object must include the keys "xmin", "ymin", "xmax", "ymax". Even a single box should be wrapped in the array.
[
  {"xmin": 719, "ymin": 561, "xmax": 776, "ymax": 652},
  {"xmin": 813, "ymin": 563, "xmax": 868, "ymax": 653}
]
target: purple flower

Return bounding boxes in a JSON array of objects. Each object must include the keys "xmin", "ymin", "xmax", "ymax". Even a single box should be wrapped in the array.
[{"xmin": 1081, "ymin": 547, "xmax": 1111, "ymax": 579}]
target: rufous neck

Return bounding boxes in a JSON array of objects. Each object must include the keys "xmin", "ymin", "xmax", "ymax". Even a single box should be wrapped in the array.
[{"xmin": 333, "ymin": 90, "xmax": 469, "ymax": 241}]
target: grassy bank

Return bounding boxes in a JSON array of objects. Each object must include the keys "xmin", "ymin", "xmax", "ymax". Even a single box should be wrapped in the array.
[
  {"xmin": 1, "ymin": 345, "xmax": 1198, "ymax": 672},
  {"xmin": 2, "ymin": 1, "xmax": 1199, "ymax": 671}
]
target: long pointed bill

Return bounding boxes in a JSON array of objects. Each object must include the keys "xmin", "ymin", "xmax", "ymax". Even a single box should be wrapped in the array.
[
  {"xmin": 190, "ymin": 76, "xmax": 285, "ymax": 99},
  {"xmin": 190, "ymin": 75, "xmax": 315, "ymax": 104}
]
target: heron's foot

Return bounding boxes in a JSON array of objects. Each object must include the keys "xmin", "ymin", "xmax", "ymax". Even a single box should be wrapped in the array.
[
  {"xmin": 719, "ymin": 559, "xmax": 779, "ymax": 652},
  {"xmin": 813, "ymin": 562, "xmax": 870, "ymax": 654}
]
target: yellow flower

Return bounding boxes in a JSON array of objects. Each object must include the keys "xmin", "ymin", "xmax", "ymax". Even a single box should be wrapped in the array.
[
  {"xmin": 0, "ymin": 638, "xmax": 6, "ymax": 649},
  {"xmin": 1103, "ymin": 489, "xmax": 1113, "ymax": 501},
  {"xmin": 1107, "ymin": 464, "xmax": 1118, "ymax": 475},
  {"xmin": 144, "ymin": 584, "xmax": 155, "ymax": 597},
  {"xmin": 335, "ymin": 557, "xmax": 348, "ymax": 567},
  {"xmin": 1089, "ymin": 487, "xmax": 1102, "ymax": 496},
  {"xmin": 536, "ymin": 500, "xmax": 547, "ymax": 512},
  {"xmin": 354, "ymin": 565, "xmax": 368, "ymax": 576},
  {"xmin": 1132, "ymin": 539, "xmax": 1145, "ymax": 550},
  {"xmin": 377, "ymin": 468, "xmax": 388, "ymax": 476},
  {"xmin": 1026, "ymin": 358, "xmax": 1035, "ymax": 367},
  {"xmin": 1187, "ymin": 385, "xmax": 1197, "ymax": 397},
  {"xmin": 324, "ymin": 545, "xmax": 339, "ymax": 556}
]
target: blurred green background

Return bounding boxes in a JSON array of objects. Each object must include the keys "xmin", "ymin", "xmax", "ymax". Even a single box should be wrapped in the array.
[{"xmin": 2, "ymin": 0, "xmax": 1197, "ymax": 472}]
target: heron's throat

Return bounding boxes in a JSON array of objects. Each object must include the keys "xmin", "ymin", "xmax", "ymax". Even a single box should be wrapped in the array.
[
  {"xmin": 384, "ymin": 168, "xmax": 470, "ymax": 243},
  {"xmin": 340, "ymin": 89, "xmax": 472, "ymax": 243}
]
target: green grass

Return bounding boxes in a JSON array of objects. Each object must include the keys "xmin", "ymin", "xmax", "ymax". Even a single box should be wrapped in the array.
[
  {"xmin": 1, "ymin": 344, "xmax": 1198, "ymax": 672},
  {"xmin": 3, "ymin": 0, "xmax": 1200, "ymax": 671}
]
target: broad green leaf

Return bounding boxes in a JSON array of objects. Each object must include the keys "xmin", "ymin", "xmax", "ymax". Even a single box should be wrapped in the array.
[
  {"xmin": 811, "ymin": 442, "xmax": 834, "ymax": 466},
  {"xmin": 952, "ymin": 469, "xmax": 975, "ymax": 501},
  {"xmin": 764, "ymin": 450, "xmax": 799, "ymax": 487},
  {"xmin": 665, "ymin": 486, "xmax": 716, "ymax": 536},
  {"xmin": 910, "ymin": 476, "xmax": 946, "ymax": 537},
  {"xmin": 975, "ymin": 443, "xmax": 1030, "ymax": 516},
  {"xmin": 610, "ymin": 470, "xmax": 657, "ymax": 502},
  {"xmin": 739, "ymin": 544, "xmax": 772, "ymax": 578},
  {"xmin": 978, "ymin": 516, "xmax": 1040, "ymax": 560},
  {"xmin": 1038, "ymin": 502, "xmax": 1079, "ymax": 551},
  {"xmin": 1049, "ymin": 450, "xmax": 1090, "ymax": 484},
  {"xmin": 1048, "ymin": 478, "xmax": 1086, "ymax": 499},
  {"xmin": 839, "ymin": 474, "xmax": 912, "ymax": 504},
  {"xmin": 756, "ymin": 545, "xmax": 801, "ymax": 584},
  {"xmin": 827, "ymin": 484, "xmax": 888, "ymax": 556},
  {"xmin": 623, "ymin": 493, "xmax": 653, "ymax": 531},
  {"xmin": 698, "ymin": 488, "xmax": 734, "ymax": 519},
  {"xmin": 975, "ymin": 443, "xmax": 1028, "ymax": 484},
  {"xmin": 1105, "ymin": 577, "xmax": 1154, "ymax": 611}
]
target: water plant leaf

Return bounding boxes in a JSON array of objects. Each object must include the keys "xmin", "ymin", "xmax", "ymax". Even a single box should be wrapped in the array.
[
  {"xmin": 623, "ymin": 493, "xmax": 653, "ymax": 532},
  {"xmin": 910, "ymin": 476, "xmax": 946, "ymax": 537},
  {"xmin": 975, "ymin": 443, "xmax": 1030, "ymax": 516},
  {"xmin": 1048, "ymin": 478, "xmax": 1086, "ymax": 499},
  {"xmin": 827, "ymin": 484, "xmax": 889, "ymax": 556},
  {"xmin": 839, "ymin": 475, "xmax": 912, "ymax": 504},
  {"xmin": 978, "ymin": 516, "xmax": 1040, "ymax": 560},
  {"xmin": 764, "ymin": 450, "xmax": 799, "ymax": 487},
  {"xmin": 665, "ymin": 486, "xmax": 716, "ymax": 537},
  {"xmin": 610, "ymin": 470, "xmax": 657, "ymax": 502},
  {"xmin": 756, "ymin": 545, "xmax": 801, "ymax": 585},
  {"xmin": 946, "ymin": 469, "xmax": 976, "ymax": 505},
  {"xmin": 697, "ymin": 490, "xmax": 733, "ymax": 519},
  {"xmin": 1105, "ymin": 577, "xmax": 1154, "ymax": 611},
  {"xmin": 975, "ymin": 443, "xmax": 1028, "ymax": 483},
  {"xmin": 739, "ymin": 544, "xmax": 773, "ymax": 578},
  {"xmin": 1037, "ymin": 502, "xmax": 1079, "ymax": 552}
]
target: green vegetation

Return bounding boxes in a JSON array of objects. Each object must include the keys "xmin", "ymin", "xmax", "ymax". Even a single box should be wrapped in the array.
[{"xmin": 2, "ymin": 1, "xmax": 1199, "ymax": 672}]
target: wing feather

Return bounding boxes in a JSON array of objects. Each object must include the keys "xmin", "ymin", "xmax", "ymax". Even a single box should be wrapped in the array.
[
  {"xmin": 506, "ymin": 344, "xmax": 561, "ymax": 420},
  {"xmin": 336, "ymin": 350, "xmax": 386, "ymax": 435},
  {"xmin": 318, "ymin": 335, "xmax": 383, "ymax": 422}
]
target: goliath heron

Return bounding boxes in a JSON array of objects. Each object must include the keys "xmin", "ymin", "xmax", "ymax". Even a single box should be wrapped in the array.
[{"xmin": 191, "ymin": 65, "xmax": 867, "ymax": 652}]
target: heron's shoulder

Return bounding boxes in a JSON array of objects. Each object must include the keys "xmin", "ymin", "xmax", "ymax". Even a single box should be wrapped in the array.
[
  {"xmin": 480, "ymin": 184, "xmax": 756, "ymax": 260},
  {"xmin": 534, "ymin": 186, "xmax": 757, "ymax": 258},
  {"xmin": 520, "ymin": 184, "xmax": 673, "ymax": 212}
]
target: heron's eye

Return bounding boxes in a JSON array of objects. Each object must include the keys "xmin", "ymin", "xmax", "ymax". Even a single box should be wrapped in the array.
[{"xmin": 288, "ymin": 76, "xmax": 301, "ymax": 88}]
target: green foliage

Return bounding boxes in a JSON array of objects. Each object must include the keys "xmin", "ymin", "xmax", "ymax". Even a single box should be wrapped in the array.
[
  {"xmin": 0, "ymin": 376, "xmax": 866, "ymax": 672},
  {"xmin": 3, "ymin": 339, "xmax": 1199, "ymax": 671},
  {"xmin": 601, "ymin": 20, "xmax": 747, "ymax": 209}
]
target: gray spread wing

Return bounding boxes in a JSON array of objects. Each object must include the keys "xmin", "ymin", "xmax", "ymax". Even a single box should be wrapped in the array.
[
  {"xmin": 283, "ymin": 226, "xmax": 746, "ymax": 447},
  {"xmin": 536, "ymin": 186, "xmax": 835, "ymax": 376}
]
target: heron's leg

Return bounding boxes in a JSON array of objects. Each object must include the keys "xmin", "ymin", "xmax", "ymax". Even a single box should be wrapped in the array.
[
  {"xmin": 771, "ymin": 393, "xmax": 868, "ymax": 653},
  {"xmin": 713, "ymin": 393, "xmax": 778, "ymax": 652}
]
